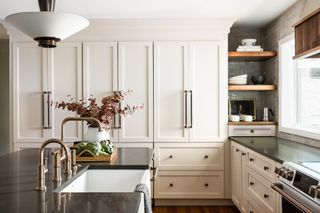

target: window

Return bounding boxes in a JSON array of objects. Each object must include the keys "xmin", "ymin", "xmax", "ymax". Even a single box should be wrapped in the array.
[{"xmin": 279, "ymin": 34, "xmax": 320, "ymax": 140}]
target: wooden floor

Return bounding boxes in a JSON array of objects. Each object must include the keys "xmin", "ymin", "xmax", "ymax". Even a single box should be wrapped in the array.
[{"xmin": 152, "ymin": 206, "xmax": 240, "ymax": 213}]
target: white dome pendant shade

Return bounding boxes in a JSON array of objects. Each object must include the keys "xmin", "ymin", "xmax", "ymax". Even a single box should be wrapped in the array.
[{"xmin": 4, "ymin": 0, "xmax": 89, "ymax": 48}]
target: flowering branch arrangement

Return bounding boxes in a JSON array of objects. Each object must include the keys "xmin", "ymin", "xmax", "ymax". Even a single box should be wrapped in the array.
[{"xmin": 55, "ymin": 90, "xmax": 143, "ymax": 130}]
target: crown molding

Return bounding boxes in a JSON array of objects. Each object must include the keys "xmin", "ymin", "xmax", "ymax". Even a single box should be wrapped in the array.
[{"xmin": 3, "ymin": 18, "xmax": 236, "ymax": 42}]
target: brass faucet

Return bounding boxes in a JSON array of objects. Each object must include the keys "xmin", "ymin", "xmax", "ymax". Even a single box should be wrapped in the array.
[
  {"xmin": 36, "ymin": 117, "xmax": 104, "ymax": 191},
  {"xmin": 36, "ymin": 138, "xmax": 71, "ymax": 191}
]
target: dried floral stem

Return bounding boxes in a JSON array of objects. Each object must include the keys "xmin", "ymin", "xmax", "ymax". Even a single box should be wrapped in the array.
[{"xmin": 55, "ymin": 90, "xmax": 143, "ymax": 130}]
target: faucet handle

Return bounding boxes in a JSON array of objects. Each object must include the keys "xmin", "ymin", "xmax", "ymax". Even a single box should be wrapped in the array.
[{"xmin": 43, "ymin": 157, "xmax": 48, "ymax": 173}]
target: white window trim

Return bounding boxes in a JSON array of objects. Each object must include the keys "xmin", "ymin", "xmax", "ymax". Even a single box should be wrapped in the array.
[{"xmin": 278, "ymin": 33, "xmax": 320, "ymax": 141}]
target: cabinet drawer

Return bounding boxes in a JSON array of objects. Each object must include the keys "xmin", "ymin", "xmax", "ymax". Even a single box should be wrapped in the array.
[
  {"xmin": 247, "ymin": 150, "xmax": 276, "ymax": 181},
  {"xmin": 229, "ymin": 125, "xmax": 276, "ymax": 136},
  {"xmin": 247, "ymin": 167, "xmax": 276, "ymax": 213},
  {"xmin": 155, "ymin": 143, "xmax": 224, "ymax": 170},
  {"xmin": 248, "ymin": 196, "xmax": 268, "ymax": 213},
  {"xmin": 154, "ymin": 171, "xmax": 224, "ymax": 199}
]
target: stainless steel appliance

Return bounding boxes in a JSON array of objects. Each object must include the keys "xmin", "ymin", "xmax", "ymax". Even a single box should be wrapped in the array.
[{"xmin": 273, "ymin": 162, "xmax": 320, "ymax": 213}]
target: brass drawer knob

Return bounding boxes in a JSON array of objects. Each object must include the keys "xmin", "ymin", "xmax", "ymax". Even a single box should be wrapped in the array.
[
  {"xmin": 264, "ymin": 166, "xmax": 269, "ymax": 171},
  {"xmin": 169, "ymin": 155, "xmax": 173, "ymax": 158},
  {"xmin": 264, "ymin": 194, "xmax": 269, "ymax": 199},
  {"xmin": 204, "ymin": 183, "xmax": 209, "ymax": 187},
  {"xmin": 169, "ymin": 183, "xmax": 174, "ymax": 187},
  {"xmin": 250, "ymin": 182, "xmax": 254, "ymax": 186},
  {"xmin": 204, "ymin": 155, "xmax": 209, "ymax": 159},
  {"xmin": 250, "ymin": 158, "xmax": 255, "ymax": 162}
]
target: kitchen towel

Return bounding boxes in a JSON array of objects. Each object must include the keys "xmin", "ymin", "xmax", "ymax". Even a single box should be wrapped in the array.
[{"xmin": 134, "ymin": 183, "xmax": 152, "ymax": 213}]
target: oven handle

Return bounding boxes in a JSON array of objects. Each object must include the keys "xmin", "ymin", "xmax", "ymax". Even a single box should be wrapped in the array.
[{"xmin": 271, "ymin": 183, "xmax": 313, "ymax": 213}]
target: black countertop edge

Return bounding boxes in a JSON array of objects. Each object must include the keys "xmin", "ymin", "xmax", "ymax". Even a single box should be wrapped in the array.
[
  {"xmin": 230, "ymin": 137, "xmax": 284, "ymax": 163},
  {"xmin": 229, "ymin": 136, "xmax": 320, "ymax": 164}
]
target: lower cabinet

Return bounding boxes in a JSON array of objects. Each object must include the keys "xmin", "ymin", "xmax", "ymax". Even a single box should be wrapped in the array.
[
  {"xmin": 231, "ymin": 140, "xmax": 280, "ymax": 213},
  {"xmin": 154, "ymin": 170, "xmax": 224, "ymax": 199},
  {"xmin": 154, "ymin": 143, "xmax": 225, "ymax": 199}
]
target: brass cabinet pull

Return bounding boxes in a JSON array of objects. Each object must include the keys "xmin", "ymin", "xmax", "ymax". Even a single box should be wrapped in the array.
[
  {"xmin": 204, "ymin": 155, "xmax": 209, "ymax": 159},
  {"xmin": 204, "ymin": 183, "xmax": 209, "ymax": 187},
  {"xmin": 250, "ymin": 158, "xmax": 254, "ymax": 162},
  {"xmin": 169, "ymin": 183, "xmax": 174, "ymax": 187},
  {"xmin": 42, "ymin": 91, "xmax": 52, "ymax": 129},
  {"xmin": 264, "ymin": 166, "xmax": 269, "ymax": 171},
  {"xmin": 189, "ymin": 90, "xmax": 193, "ymax": 128},
  {"xmin": 264, "ymin": 194, "xmax": 269, "ymax": 199},
  {"xmin": 169, "ymin": 155, "xmax": 173, "ymax": 158},
  {"xmin": 250, "ymin": 182, "xmax": 254, "ymax": 186},
  {"xmin": 184, "ymin": 90, "xmax": 188, "ymax": 128}
]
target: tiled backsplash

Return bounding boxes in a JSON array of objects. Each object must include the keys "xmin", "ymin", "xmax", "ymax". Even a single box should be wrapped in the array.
[{"xmin": 278, "ymin": 131, "xmax": 320, "ymax": 149}]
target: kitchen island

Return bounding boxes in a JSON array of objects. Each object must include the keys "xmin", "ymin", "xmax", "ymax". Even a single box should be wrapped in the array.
[{"xmin": 0, "ymin": 147, "xmax": 153, "ymax": 213}]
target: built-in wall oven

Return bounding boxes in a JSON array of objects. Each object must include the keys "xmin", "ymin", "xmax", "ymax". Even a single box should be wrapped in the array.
[{"xmin": 272, "ymin": 162, "xmax": 320, "ymax": 213}]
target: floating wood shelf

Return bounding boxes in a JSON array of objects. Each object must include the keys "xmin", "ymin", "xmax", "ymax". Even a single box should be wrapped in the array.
[
  {"xmin": 228, "ymin": 85, "xmax": 277, "ymax": 91},
  {"xmin": 228, "ymin": 51, "xmax": 277, "ymax": 62},
  {"xmin": 228, "ymin": 121, "xmax": 277, "ymax": 126}
]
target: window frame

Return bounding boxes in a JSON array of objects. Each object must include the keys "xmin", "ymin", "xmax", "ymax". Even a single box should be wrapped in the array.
[{"xmin": 279, "ymin": 33, "xmax": 320, "ymax": 140}]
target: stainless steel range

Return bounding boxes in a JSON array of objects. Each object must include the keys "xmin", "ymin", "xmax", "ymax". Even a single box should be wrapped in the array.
[{"xmin": 273, "ymin": 161, "xmax": 320, "ymax": 213}]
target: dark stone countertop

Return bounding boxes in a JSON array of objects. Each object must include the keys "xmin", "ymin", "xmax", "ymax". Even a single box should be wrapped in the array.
[
  {"xmin": 230, "ymin": 137, "xmax": 320, "ymax": 163},
  {"xmin": 0, "ymin": 147, "xmax": 153, "ymax": 213}
]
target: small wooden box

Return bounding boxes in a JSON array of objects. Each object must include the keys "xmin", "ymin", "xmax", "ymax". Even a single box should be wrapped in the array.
[{"xmin": 75, "ymin": 148, "xmax": 117, "ymax": 162}]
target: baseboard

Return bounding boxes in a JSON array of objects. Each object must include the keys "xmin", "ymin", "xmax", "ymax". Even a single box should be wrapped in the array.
[{"xmin": 154, "ymin": 199, "xmax": 234, "ymax": 206}]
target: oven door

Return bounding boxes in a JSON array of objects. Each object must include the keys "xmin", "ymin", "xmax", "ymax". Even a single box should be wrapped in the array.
[{"xmin": 272, "ymin": 183, "xmax": 319, "ymax": 213}]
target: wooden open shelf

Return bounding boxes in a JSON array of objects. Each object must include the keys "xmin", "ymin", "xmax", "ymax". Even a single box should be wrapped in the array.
[
  {"xmin": 228, "ymin": 51, "xmax": 277, "ymax": 62},
  {"xmin": 228, "ymin": 121, "xmax": 277, "ymax": 126},
  {"xmin": 228, "ymin": 85, "xmax": 277, "ymax": 91}
]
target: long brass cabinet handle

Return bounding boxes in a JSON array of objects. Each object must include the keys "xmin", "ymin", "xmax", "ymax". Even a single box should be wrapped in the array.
[
  {"xmin": 43, "ymin": 91, "xmax": 52, "ymax": 129},
  {"xmin": 47, "ymin": 91, "xmax": 52, "ymax": 129},
  {"xmin": 189, "ymin": 90, "xmax": 193, "ymax": 128},
  {"xmin": 184, "ymin": 90, "xmax": 188, "ymax": 128}
]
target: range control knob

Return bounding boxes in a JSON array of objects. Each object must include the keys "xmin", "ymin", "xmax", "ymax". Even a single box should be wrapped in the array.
[
  {"xmin": 308, "ymin": 185, "xmax": 318, "ymax": 198},
  {"xmin": 316, "ymin": 187, "xmax": 320, "ymax": 199},
  {"xmin": 285, "ymin": 171, "xmax": 294, "ymax": 181},
  {"xmin": 279, "ymin": 168, "xmax": 288, "ymax": 177}
]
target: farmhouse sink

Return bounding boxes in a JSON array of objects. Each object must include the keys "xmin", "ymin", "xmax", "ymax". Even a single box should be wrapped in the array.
[{"xmin": 55, "ymin": 169, "xmax": 150, "ymax": 193}]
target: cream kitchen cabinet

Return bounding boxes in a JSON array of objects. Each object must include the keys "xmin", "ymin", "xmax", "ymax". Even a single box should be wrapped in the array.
[
  {"xmin": 83, "ymin": 42, "xmax": 153, "ymax": 144},
  {"xmin": 231, "ymin": 141, "xmax": 248, "ymax": 213},
  {"xmin": 154, "ymin": 41, "xmax": 225, "ymax": 143},
  {"xmin": 154, "ymin": 143, "xmax": 225, "ymax": 199},
  {"xmin": 231, "ymin": 140, "xmax": 280, "ymax": 213},
  {"xmin": 13, "ymin": 42, "xmax": 83, "ymax": 149}
]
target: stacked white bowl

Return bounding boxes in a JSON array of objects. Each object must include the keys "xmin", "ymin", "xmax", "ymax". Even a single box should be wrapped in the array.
[{"xmin": 228, "ymin": 74, "xmax": 247, "ymax": 85}]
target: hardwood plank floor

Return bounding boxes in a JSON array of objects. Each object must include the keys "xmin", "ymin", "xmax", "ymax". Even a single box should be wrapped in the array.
[{"xmin": 152, "ymin": 206, "xmax": 240, "ymax": 213}]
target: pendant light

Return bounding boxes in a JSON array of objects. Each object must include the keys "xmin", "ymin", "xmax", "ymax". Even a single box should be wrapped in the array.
[{"xmin": 5, "ymin": 0, "xmax": 89, "ymax": 48}]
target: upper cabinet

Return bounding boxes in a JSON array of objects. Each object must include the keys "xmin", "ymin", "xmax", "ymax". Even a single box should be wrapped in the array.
[
  {"xmin": 13, "ymin": 42, "xmax": 83, "ymax": 144},
  {"xmin": 154, "ymin": 41, "xmax": 225, "ymax": 143},
  {"xmin": 294, "ymin": 8, "xmax": 320, "ymax": 58},
  {"xmin": 83, "ymin": 42, "xmax": 154, "ymax": 143},
  {"xmin": 83, "ymin": 42, "xmax": 118, "ymax": 141},
  {"xmin": 154, "ymin": 42, "xmax": 189, "ymax": 143}
]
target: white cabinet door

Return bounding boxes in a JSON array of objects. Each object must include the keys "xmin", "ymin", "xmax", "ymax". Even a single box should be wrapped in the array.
[
  {"xmin": 49, "ymin": 43, "xmax": 83, "ymax": 142},
  {"xmin": 83, "ymin": 42, "xmax": 118, "ymax": 141},
  {"xmin": 154, "ymin": 42, "xmax": 189, "ymax": 142},
  {"xmin": 118, "ymin": 42, "xmax": 153, "ymax": 143},
  {"xmin": 189, "ymin": 42, "xmax": 221, "ymax": 142},
  {"xmin": 13, "ymin": 43, "xmax": 50, "ymax": 143},
  {"xmin": 231, "ymin": 142, "xmax": 242, "ymax": 209}
]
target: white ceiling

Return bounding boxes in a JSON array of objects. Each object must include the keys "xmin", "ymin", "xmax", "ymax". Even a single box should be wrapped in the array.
[{"xmin": 0, "ymin": 0, "xmax": 298, "ymax": 26}]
